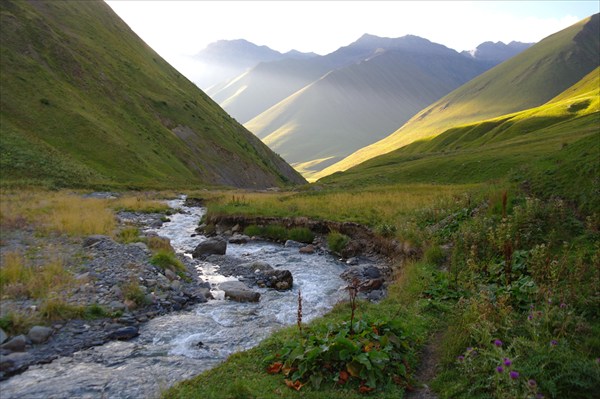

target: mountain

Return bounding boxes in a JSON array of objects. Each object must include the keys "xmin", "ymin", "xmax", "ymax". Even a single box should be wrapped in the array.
[
  {"xmin": 194, "ymin": 39, "xmax": 315, "ymax": 90},
  {"xmin": 209, "ymin": 34, "xmax": 482, "ymax": 124},
  {"xmin": 245, "ymin": 43, "xmax": 484, "ymax": 177},
  {"xmin": 316, "ymin": 14, "xmax": 600, "ymax": 180},
  {"xmin": 461, "ymin": 41, "xmax": 534, "ymax": 63},
  {"xmin": 319, "ymin": 67, "xmax": 599, "ymax": 211},
  {"xmin": 245, "ymin": 43, "xmax": 491, "ymax": 177},
  {"xmin": 0, "ymin": 0, "xmax": 305, "ymax": 189}
]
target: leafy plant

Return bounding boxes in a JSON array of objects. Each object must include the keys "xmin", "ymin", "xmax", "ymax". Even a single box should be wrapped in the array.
[
  {"xmin": 265, "ymin": 318, "xmax": 411, "ymax": 392},
  {"xmin": 288, "ymin": 227, "xmax": 315, "ymax": 244}
]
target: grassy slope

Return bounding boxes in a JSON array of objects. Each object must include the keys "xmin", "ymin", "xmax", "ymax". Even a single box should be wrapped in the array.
[
  {"xmin": 316, "ymin": 14, "xmax": 599, "ymax": 179},
  {"xmin": 0, "ymin": 0, "xmax": 305, "ymax": 189},
  {"xmin": 320, "ymin": 68, "xmax": 599, "ymax": 212}
]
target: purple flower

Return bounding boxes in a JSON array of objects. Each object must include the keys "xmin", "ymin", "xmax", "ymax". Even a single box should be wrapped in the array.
[
  {"xmin": 466, "ymin": 347, "xmax": 473, "ymax": 352},
  {"xmin": 496, "ymin": 366, "xmax": 504, "ymax": 373},
  {"xmin": 457, "ymin": 355, "xmax": 464, "ymax": 361},
  {"xmin": 550, "ymin": 340, "xmax": 558, "ymax": 346},
  {"xmin": 503, "ymin": 357, "xmax": 512, "ymax": 367},
  {"xmin": 528, "ymin": 314, "xmax": 533, "ymax": 321},
  {"xmin": 494, "ymin": 339, "xmax": 503, "ymax": 347},
  {"xmin": 509, "ymin": 370, "xmax": 519, "ymax": 379},
  {"xmin": 536, "ymin": 394, "xmax": 545, "ymax": 399},
  {"xmin": 560, "ymin": 302, "xmax": 566, "ymax": 308},
  {"xmin": 528, "ymin": 379, "xmax": 537, "ymax": 387}
]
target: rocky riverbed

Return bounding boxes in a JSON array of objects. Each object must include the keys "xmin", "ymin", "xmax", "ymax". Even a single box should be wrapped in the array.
[{"xmin": 0, "ymin": 195, "xmax": 396, "ymax": 397}]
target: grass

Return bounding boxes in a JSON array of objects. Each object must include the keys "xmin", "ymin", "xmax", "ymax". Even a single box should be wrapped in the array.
[{"xmin": 0, "ymin": 0, "xmax": 303, "ymax": 189}]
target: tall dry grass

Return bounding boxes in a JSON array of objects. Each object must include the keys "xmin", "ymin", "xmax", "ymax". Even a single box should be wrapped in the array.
[{"xmin": 0, "ymin": 190, "xmax": 116, "ymax": 236}]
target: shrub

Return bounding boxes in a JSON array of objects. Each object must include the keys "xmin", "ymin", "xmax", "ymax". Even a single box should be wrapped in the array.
[
  {"xmin": 116, "ymin": 227, "xmax": 141, "ymax": 244},
  {"xmin": 243, "ymin": 224, "xmax": 263, "ymax": 237},
  {"xmin": 145, "ymin": 235, "xmax": 174, "ymax": 253},
  {"xmin": 150, "ymin": 250, "xmax": 185, "ymax": 273},
  {"xmin": 263, "ymin": 225, "xmax": 288, "ymax": 241},
  {"xmin": 39, "ymin": 298, "xmax": 83, "ymax": 321},
  {"xmin": 121, "ymin": 280, "xmax": 148, "ymax": 307},
  {"xmin": 288, "ymin": 227, "xmax": 314, "ymax": 244},
  {"xmin": 424, "ymin": 245, "xmax": 445, "ymax": 265},
  {"xmin": 375, "ymin": 223, "xmax": 397, "ymax": 238},
  {"xmin": 327, "ymin": 232, "xmax": 350, "ymax": 254}
]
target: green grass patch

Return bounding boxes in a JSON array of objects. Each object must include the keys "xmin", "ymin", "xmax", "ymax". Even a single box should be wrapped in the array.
[{"xmin": 327, "ymin": 232, "xmax": 350, "ymax": 254}]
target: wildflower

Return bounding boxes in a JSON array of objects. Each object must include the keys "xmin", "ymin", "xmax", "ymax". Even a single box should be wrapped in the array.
[
  {"xmin": 528, "ymin": 314, "xmax": 533, "ymax": 321},
  {"xmin": 496, "ymin": 366, "xmax": 504, "ymax": 373},
  {"xmin": 550, "ymin": 340, "xmax": 558, "ymax": 346},
  {"xmin": 457, "ymin": 355, "xmax": 464, "ymax": 362},
  {"xmin": 536, "ymin": 394, "xmax": 545, "ymax": 399},
  {"xmin": 548, "ymin": 298, "xmax": 552, "ymax": 304},
  {"xmin": 509, "ymin": 370, "xmax": 519, "ymax": 379},
  {"xmin": 503, "ymin": 357, "xmax": 512, "ymax": 367},
  {"xmin": 528, "ymin": 379, "xmax": 537, "ymax": 387},
  {"xmin": 560, "ymin": 302, "xmax": 566, "ymax": 308},
  {"xmin": 494, "ymin": 339, "xmax": 503, "ymax": 347}
]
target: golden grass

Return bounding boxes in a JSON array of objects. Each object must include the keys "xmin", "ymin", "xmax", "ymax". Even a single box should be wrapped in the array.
[
  {"xmin": 0, "ymin": 251, "xmax": 73, "ymax": 299},
  {"xmin": 111, "ymin": 195, "xmax": 171, "ymax": 213},
  {"xmin": 0, "ymin": 190, "xmax": 116, "ymax": 236},
  {"xmin": 208, "ymin": 183, "xmax": 482, "ymax": 226}
]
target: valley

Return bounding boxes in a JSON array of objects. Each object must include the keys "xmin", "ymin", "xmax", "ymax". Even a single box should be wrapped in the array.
[{"xmin": 0, "ymin": 1, "xmax": 598, "ymax": 398}]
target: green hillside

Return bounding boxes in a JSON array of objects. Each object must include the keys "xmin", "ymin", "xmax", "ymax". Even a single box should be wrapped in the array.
[
  {"xmin": 316, "ymin": 14, "xmax": 599, "ymax": 179},
  {"xmin": 0, "ymin": 0, "xmax": 305, "ymax": 189},
  {"xmin": 320, "ymin": 68, "xmax": 600, "ymax": 212}
]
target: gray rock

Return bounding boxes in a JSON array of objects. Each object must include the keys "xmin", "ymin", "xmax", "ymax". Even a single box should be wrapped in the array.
[
  {"xmin": 346, "ymin": 257, "xmax": 360, "ymax": 266},
  {"xmin": 284, "ymin": 240, "xmax": 303, "ymax": 248},
  {"xmin": 229, "ymin": 234, "xmax": 250, "ymax": 244},
  {"xmin": 27, "ymin": 326, "xmax": 53, "ymax": 344},
  {"xmin": 243, "ymin": 261, "xmax": 273, "ymax": 273},
  {"xmin": 82, "ymin": 235, "xmax": 112, "ymax": 248},
  {"xmin": 219, "ymin": 281, "xmax": 260, "ymax": 303},
  {"xmin": 108, "ymin": 301, "xmax": 126, "ymax": 311},
  {"xmin": 130, "ymin": 242, "xmax": 149, "ymax": 251},
  {"xmin": 170, "ymin": 280, "xmax": 182, "ymax": 291},
  {"xmin": 164, "ymin": 268, "xmax": 177, "ymax": 281},
  {"xmin": 192, "ymin": 237, "xmax": 227, "ymax": 258},
  {"xmin": 259, "ymin": 269, "xmax": 293, "ymax": 291},
  {"xmin": 363, "ymin": 266, "xmax": 382, "ymax": 279},
  {"xmin": 224, "ymin": 289, "xmax": 260, "ymax": 303},
  {"xmin": 0, "ymin": 328, "xmax": 7, "ymax": 345},
  {"xmin": 108, "ymin": 326, "xmax": 139, "ymax": 340},
  {"xmin": 0, "ymin": 352, "xmax": 32, "ymax": 373},
  {"xmin": 1, "ymin": 335, "xmax": 27, "ymax": 352}
]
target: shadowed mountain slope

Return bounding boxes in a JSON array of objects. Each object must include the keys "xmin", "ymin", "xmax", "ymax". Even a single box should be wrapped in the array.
[
  {"xmin": 0, "ymin": 0, "xmax": 305, "ymax": 189},
  {"xmin": 316, "ymin": 14, "xmax": 599, "ymax": 179},
  {"xmin": 245, "ymin": 46, "xmax": 490, "ymax": 177}
]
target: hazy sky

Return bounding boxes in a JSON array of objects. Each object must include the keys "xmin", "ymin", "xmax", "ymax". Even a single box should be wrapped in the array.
[{"xmin": 105, "ymin": 1, "xmax": 598, "ymax": 81}]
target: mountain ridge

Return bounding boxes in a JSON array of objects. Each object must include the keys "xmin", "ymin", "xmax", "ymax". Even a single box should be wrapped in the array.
[{"xmin": 315, "ymin": 14, "xmax": 600, "ymax": 179}]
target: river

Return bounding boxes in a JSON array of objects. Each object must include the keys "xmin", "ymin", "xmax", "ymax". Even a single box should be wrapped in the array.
[{"xmin": 0, "ymin": 198, "xmax": 349, "ymax": 398}]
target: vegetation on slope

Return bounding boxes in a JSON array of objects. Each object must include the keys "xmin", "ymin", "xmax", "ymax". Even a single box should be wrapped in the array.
[
  {"xmin": 320, "ymin": 67, "xmax": 600, "ymax": 213},
  {"xmin": 0, "ymin": 0, "xmax": 305, "ymax": 189},
  {"xmin": 316, "ymin": 13, "xmax": 599, "ymax": 179}
]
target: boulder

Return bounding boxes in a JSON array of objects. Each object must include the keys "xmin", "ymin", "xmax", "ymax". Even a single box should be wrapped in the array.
[
  {"xmin": 299, "ymin": 245, "xmax": 315, "ymax": 254},
  {"xmin": 27, "ymin": 326, "xmax": 53, "ymax": 345},
  {"xmin": 192, "ymin": 237, "xmax": 227, "ymax": 258},
  {"xmin": 258, "ymin": 269, "xmax": 293, "ymax": 291},
  {"xmin": 229, "ymin": 234, "xmax": 250, "ymax": 244},
  {"xmin": 284, "ymin": 240, "xmax": 303, "ymax": 248},
  {"xmin": 1, "ymin": 335, "xmax": 27, "ymax": 352},
  {"xmin": 108, "ymin": 326, "xmax": 139, "ymax": 341},
  {"xmin": 219, "ymin": 281, "xmax": 260, "ymax": 303},
  {"xmin": 164, "ymin": 268, "xmax": 178, "ymax": 281}
]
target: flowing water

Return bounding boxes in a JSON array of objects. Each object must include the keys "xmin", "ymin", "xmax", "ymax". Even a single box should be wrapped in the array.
[{"xmin": 0, "ymin": 198, "xmax": 349, "ymax": 398}]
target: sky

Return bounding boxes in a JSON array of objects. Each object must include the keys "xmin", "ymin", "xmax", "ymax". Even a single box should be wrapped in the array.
[{"xmin": 105, "ymin": 1, "xmax": 599, "ymax": 82}]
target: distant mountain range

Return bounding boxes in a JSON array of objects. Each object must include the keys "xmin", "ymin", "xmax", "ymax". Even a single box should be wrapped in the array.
[
  {"xmin": 316, "ymin": 13, "xmax": 599, "ymax": 179},
  {"xmin": 193, "ymin": 39, "xmax": 316, "ymax": 90},
  {"xmin": 198, "ymin": 35, "xmax": 532, "ymax": 178},
  {"xmin": 0, "ymin": 0, "xmax": 305, "ymax": 189},
  {"xmin": 461, "ymin": 41, "xmax": 534, "ymax": 63}
]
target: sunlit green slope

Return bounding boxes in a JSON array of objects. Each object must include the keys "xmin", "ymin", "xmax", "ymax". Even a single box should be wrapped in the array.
[
  {"xmin": 320, "ymin": 68, "xmax": 599, "ymax": 212},
  {"xmin": 316, "ymin": 14, "xmax": 599, "ymax": 179},
  {"xmin": 0, "ymin": 0, "xmax": 305, "ymax": 189}
]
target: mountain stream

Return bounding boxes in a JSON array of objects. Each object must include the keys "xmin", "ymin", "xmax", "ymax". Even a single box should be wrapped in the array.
[{"xmin": 0, "ymin": 198, "xmax": 349, "ymax": 398}]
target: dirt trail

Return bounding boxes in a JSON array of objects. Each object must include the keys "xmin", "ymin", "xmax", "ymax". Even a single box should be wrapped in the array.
[{"xmin": 405, "ymin": 331, "xmax": 443, "ymax": 399}]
